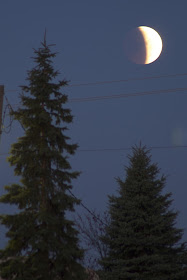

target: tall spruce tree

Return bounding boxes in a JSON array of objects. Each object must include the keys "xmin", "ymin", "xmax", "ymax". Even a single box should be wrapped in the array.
[
  {"xmin": 99, "ymin": 145, "xmax": 187, "ymax": 280},
  {"xmin": 0, "ymin": 38, "xmax": 86, "ymax": 279}
]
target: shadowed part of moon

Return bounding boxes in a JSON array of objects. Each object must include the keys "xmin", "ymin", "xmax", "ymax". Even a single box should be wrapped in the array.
[{"xmin": 124, "ymin": 28, "xmax": 146, "ymax": 64}]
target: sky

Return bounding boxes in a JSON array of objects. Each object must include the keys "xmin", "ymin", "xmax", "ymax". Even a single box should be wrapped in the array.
[{"xmin": 0, "ymin": 0, "xmax": 187, "ymax": 249}]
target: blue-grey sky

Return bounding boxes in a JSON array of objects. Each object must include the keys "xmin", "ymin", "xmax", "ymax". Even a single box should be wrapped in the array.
[{"xmin": 0, "ymin": 0, "xmax": 187, "ymax": 248}]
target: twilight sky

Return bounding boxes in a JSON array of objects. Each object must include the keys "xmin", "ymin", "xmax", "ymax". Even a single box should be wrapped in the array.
[{"xmin": 0, "ymin": 0, "xmax": 187, "ymax": 248}]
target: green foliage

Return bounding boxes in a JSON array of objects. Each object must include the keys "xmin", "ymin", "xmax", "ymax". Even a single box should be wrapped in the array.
[
  {"xmin": 0, "ymin": 38, "xmax": 86, "ymax": 279},
  {"xmin": 99, "ymin": 145, "xmax": 187, "ymax": 280}
]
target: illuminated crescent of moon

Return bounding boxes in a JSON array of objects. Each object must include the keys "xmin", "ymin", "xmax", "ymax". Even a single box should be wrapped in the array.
[
  {"xmin": 124, "ymin": 26, "xmax": 163, "ymax": 64},
  {"xmin": 138, "ymin": 26, "xmax": 163, "ymax": 64}
]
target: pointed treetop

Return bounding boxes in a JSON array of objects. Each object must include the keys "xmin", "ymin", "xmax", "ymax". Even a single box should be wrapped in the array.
[{"xmin": 44, "ymin": 28, "xmax": 47, "ymax": 46}]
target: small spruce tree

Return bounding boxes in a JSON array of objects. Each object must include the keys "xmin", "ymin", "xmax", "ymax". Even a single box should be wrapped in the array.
[
  {"xmin": 0, "ymin": 37, "xmax": 86, "ymax": 279},
  {"xmin": 99, "ymin": 145, "xmax": 187, "ymax": 280}
]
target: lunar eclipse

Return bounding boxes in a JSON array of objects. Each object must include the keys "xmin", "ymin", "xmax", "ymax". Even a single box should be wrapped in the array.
[{"xmin": 124, "ymin": 26, "xmax": 163, "ymax": 64}]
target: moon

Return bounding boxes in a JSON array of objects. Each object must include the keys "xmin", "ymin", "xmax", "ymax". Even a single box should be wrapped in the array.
[{"xmin": 124, "ymin": 26, "xmax": 163, "ymax": 64}]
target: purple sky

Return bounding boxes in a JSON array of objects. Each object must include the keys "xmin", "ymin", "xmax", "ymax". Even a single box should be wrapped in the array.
[{"xmin": 0, "ymin": 0, "xmax": 187, "ymax": 248}]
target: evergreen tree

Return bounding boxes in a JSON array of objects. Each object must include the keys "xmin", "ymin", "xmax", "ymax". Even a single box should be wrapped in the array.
[
  {"xmin": 0, "ymin": 37, "xmax": 86, "ymax": 279},
  {"xmin": 99, "ymin": 145, "xmax": 187, "ymax": 280}
]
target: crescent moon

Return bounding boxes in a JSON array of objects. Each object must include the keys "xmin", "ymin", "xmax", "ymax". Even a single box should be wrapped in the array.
[
  {"xmin": 139, "ymin": 26, "xmax": 162, "ymax": 64},
  {"xmin": 124, "ymin": 26, "xmax": 163, "ymax": 64}
]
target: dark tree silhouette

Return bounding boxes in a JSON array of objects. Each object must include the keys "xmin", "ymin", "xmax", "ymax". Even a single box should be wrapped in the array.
[
  {"xmin": 0, "ymin": 37, "xmax": 86, "ymax": 279},
  {"xmin": 99, "ymin": 145, "xmax": 187, "ymax": 280}
]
